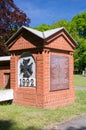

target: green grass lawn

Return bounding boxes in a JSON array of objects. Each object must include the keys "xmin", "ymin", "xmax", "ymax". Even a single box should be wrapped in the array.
[
  {"xmin": 74, "ymin": 74, "xmax": 86, "ymax": 87},
  {"xmin": 0, "ymin": 90, "xmax": 86, "ymax": 130}
]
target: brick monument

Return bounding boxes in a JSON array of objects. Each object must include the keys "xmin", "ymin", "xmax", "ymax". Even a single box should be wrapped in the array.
[{"xmin": 0, "ymin": 26, "xmax": 77, "ymax": 108}]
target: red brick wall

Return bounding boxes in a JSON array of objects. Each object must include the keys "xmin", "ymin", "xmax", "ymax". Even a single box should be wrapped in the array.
[
  {"xmin": 10, "ymin": 50, "xmax": 74, "ymax": 108},
  {"xmin": 9, "ymin": 36, "xmax": 35, "ymax": 51},
  {"xmin": 42, "ymin": 51, "xmax": 75, "ymax": 108},
  {"xmin": 45, "ymin": 31, "xmax": 75, "ymax": 51},
  {"xmin": 10, "ymin": 53, "xmax": 44, "ymax": 108}
]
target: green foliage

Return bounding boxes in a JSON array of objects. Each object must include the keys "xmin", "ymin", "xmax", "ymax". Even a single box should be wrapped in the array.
[
  {"xmin": 71, "ymin": 12, "xmax": 86, "ymax": 72},
  {"xmin": 51, "ymin": 19, "xmax": 70, "ymax": 31},
  {"xmin": 74, "ymin": 38, "xmax": 86, "ymax": 71},
  {"xmin": 72, "ymin": 12, "xmax": 86, "ymax": 38},
  {"xmin": 34, "ymin": 24, "xmax": 51, "ymax": 31}
]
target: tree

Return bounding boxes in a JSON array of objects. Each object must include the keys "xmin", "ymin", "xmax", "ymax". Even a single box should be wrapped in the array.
[
  {"xmin": 71, "ymin": 12, "xmax": 86, "ymax": 72},
  {"xmin": 72, "ymin": 12, "xmax": 86, "ymax": 38},
  {"xmin": 51, "ymin": 19, "xmax": 69, "ymax": 29},
  {"xmin": 0, "ymin": 0, "xmax": 30, "ymax": 42},
  {"xmin": 34, "ymin": 24, "xmax": 51, "ymax": 31}
]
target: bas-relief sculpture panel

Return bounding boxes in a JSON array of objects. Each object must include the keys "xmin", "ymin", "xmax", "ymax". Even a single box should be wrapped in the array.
[{"xmin": 50, "ymin": 55, "xmax": 69, "ymax": 91}]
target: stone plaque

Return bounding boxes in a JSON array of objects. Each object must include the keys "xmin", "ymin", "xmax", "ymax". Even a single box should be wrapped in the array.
[
  {"xmin": 18, "ymin": 52, "xmax": 36, "ymax": 87},
  {"xmin": 50, "ymin": 55, "xmax": 69, "ymax": 91}
]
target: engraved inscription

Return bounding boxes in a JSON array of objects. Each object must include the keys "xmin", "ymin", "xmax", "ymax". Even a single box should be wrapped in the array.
[{"xmin": 50, "ymin": 55, "xmax": 69, "ymax": 91}]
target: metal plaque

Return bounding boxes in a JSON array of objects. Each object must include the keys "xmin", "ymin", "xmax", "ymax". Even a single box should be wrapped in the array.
[
  {"xmin": 18, "ymin": 52, "xmax": 36, "ymax": 87},
  {"xmin": 50, "ymin": 55, "xmax": 69, "ymax": 91}
]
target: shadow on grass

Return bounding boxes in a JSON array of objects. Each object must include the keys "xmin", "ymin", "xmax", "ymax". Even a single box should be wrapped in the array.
[
  {"xmin": 0, "ymin": 120, "xmax": 41, "ymax": 130},
  {"xmin": 25, "ymin": 126, "xmax": 41, "ymax": 130},
  {"xmin": 0, "ymin": 120, "xmax": 14, "ymax": 130}
]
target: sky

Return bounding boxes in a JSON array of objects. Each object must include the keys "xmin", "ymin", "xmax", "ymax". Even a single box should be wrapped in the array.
[{"xmin": 14, "ymin": 0, "xmax": 86, "ymax": 27}]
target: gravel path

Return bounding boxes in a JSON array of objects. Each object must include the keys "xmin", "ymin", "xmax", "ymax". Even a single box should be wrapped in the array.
[
  {"xmin": 43, "ymin": 114, "xmax": 86, "ymax": 130},
  {"xmin": 57, "ymin": 114, "xmax": 86, "ymax": 130},
  {"xmin": 75, "ymin": 86, "xmax": 86, "ymax": 90}
]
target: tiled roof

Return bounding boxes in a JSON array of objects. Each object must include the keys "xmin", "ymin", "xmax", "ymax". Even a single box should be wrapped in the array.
[{"xmin": 23, "ymin": 26, "xmax": 63, "ymax": 39}]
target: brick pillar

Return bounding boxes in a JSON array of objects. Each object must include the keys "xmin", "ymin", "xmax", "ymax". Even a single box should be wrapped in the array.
[
  {"xmin": 10, "ymin": 54, "xmax": 18, "ymax": 90},
  {"xmin": 42, "ymin": 50, "xmax": 50, "ymax": 108},
  {"xmin": 69, "ymin": 52, "xmax": 75, "ymax": 102},
  {"xmin": 36, "ymin": 52, "xmax": 44, "ymax": 107}
]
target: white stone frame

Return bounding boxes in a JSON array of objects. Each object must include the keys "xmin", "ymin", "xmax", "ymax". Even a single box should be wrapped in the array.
[{"xmin": 18, "ymin": 55, "xmax": 36, "ymax": 87}]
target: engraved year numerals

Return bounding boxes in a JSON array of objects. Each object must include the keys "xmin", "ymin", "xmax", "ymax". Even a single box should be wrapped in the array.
[{"xmin": 20, "ymin": 78, "xmax": 34, "ymax": 87}]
